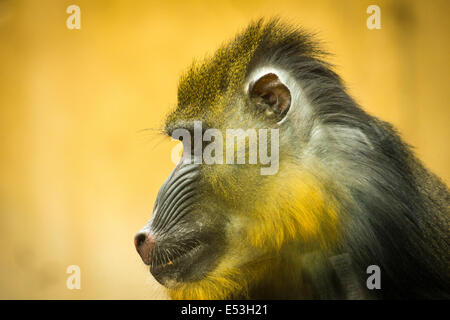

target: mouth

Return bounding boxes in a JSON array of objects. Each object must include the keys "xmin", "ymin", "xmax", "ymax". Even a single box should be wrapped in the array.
[{"xmin": 149, "ymin": 239, "xmax": 208, "ymax": 284}]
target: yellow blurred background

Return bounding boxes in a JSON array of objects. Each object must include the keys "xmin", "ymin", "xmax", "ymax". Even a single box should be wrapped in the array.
[{"xmin": 0, "ymin": 0, "xmax": 448, "ymax": 299}]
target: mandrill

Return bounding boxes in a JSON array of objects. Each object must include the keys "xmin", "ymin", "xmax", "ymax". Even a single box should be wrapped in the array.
[{"xmin": 134, "ymin": 19, "xmax": 449, "ymax": 299}]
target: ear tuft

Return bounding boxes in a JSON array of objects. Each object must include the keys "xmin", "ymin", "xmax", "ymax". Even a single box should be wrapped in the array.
[{"xmin": 249, "ymin": 73, "xmax": 291, "ymax": 120}]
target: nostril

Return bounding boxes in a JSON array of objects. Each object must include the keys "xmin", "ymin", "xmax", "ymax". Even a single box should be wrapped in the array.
[
  {"xmin": 134, "ymin": 232, "xmax": 147, "ymax": 249},
  {"xmin": 134, "ymin": 232, "xmax": 155, "ymax": 265}
]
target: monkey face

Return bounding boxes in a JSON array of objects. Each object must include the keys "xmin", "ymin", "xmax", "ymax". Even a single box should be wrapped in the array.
[{"xmin": 134, "ymin": 67, "xmax": 309, "ymax": 289}]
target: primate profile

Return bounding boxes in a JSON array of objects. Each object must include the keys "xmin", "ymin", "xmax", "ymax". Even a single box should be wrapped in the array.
[{"xmin": 135, "ymin": 19, "xmax": 449, "ymax": 299}]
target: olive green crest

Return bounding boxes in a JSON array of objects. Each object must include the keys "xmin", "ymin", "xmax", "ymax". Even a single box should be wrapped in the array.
[{"xmin": 164, "ymin": 18, "xmax": 316, "ymax": 132}]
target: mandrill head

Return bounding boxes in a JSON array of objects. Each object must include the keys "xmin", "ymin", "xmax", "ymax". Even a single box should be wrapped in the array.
[
  {"xmin": 134, "ymin": 19, "xmax": 345, "ymax": 299},
  {"xmin": 134, "ymin": 18, "xmax": 448, "ymax": 300}
]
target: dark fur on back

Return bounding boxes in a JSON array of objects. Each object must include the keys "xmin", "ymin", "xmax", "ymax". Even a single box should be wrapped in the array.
[{"xmin": 255, "ymin": 19, "xmax": 449, "ymax": 298}]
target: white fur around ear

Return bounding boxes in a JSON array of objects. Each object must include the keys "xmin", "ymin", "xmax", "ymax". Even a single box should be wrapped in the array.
[{"xmin": 245, "ymin": 66, "xmax": 306, "ymax": 124}]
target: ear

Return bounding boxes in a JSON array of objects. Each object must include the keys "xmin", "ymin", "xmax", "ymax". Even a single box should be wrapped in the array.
[{"xmin": 248, "ymin": 73, "xmax": 291, "ymax": 121}]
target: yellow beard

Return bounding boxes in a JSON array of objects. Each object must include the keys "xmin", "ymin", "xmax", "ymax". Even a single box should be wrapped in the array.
[{"xmin": 168, "ymin": 164, "xmax": 344, "ymax": 300}]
